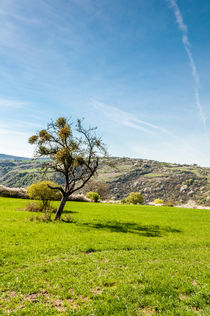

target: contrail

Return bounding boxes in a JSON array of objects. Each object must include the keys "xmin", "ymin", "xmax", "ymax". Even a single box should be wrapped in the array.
[
  {"xmin": 167, "ymin": 0, "xmax": 206, "ymax": 128},
  {"xmin": 91, "ymin": 99, "xmax": 175, "ymax": 137}
]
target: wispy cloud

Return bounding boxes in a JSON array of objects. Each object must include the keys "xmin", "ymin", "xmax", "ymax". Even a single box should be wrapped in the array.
[
  {"xmin": 0, "ymin": 98, "xmax": 28, "ymax": 109},
  {"xmin": 91, "ymin": 99, "xmax": 174, "ymax": 136},
  {"xmin": 0, "ymin": 9, "xmax": 40, "ymax": 24},
  {"xmin": 0, "ymin": 128, "xmax": 27, "ymax": 136},
  {"xmin": 167, "ymin": 0, "xmax": 206, "ymax": 127}
]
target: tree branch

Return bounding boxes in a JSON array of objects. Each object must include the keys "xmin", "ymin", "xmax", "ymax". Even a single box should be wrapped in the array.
[{"xmin": 48, "ymin": 184, "xmax": 65, "ymax": 195}]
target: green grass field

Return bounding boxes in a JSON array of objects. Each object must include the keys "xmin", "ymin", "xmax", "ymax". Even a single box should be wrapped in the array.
[{"xmin": 0, "ymin": 197, "xmax": 209, "ymax": 315}]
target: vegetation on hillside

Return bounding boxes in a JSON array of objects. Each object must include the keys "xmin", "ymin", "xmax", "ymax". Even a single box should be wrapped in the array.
[{"xmin": 0, "ymin": 156, "xmax": 209, "ymax": 205}]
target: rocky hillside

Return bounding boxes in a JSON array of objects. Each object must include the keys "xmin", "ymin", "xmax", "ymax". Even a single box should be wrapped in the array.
[
  {"xmin": 101, "ymin": 158, "xmax": 210, "ymax": 204},
  {"xmin": 0, "ymin": 155, "xmax": 209, "ymax": 204}
]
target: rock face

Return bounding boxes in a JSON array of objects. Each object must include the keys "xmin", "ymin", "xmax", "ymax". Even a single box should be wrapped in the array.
[
  {"xmin": 0, "ymin": 156, "xmax": 209, "ymax": 204},
  {"xmin": 109, "ymin": 169, "xmax": 207, "ymax": 203}
]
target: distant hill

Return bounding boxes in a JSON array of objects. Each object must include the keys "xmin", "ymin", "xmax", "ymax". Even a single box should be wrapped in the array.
[
  {"xmin": 0, "ymin": 153, "xmax": 30, "ymax": 160},
  {"xmin": 0, "ymin": 155, "xmax": 209, "ymax": 205}
]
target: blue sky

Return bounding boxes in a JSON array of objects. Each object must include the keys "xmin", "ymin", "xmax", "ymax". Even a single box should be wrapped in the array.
[{"xmin": 0, "ymin": 0, "xmax": 209, "ymax": 166}]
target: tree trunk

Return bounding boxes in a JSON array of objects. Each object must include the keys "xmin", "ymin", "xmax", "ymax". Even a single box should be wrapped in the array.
[{"xmin": 54, "ymin": 194, "xmax": 68, "ymax": 220}]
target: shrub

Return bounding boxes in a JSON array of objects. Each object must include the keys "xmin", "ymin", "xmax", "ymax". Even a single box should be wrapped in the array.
[
  {"xmin": 164, "ymin": 200, "xmax": 175, "ymax": 207},
  {"xmin": 153, "ymin": 198, "xmax": 164, "ymax": 204},
  {"xmin": 24, "ymin": 202, "xmax": 42, "ymax": 212},
  {"xmin": 199, "ymin": 198, "xmax": 206, "ymax": 205},
  {"xmin": 27, "ymin": 181, "xmax": 60, "ymax": 211},
  {"xmin": 30, "ymin": 212, "xmax": 52, "ymax": 222},
  {"xmin": 205, "ymin": 199, "xmax": 210, "ymax": 207},
  {"xmin": 182, "ymin": 179, "xmax": 194, "ymax": 186},
  {"xmin": 84, "ymin": 180, "xmax": 110, "ymax": 200},
  {"xmin": 86, "ymin": 191, "xmax": 100, "ymax": 202},
  {"xmin": 25, "ymin": 201, "xmax": 57, "ymax": 213},
  {"xmin": 126, "ymin": 192, "xmax": 144, "ymax": 204},
  {"xmin": 63, "ymin": 215, "xmax": 72, "ymax": 223},
  {"xmin": 121, "ymin": 198, "xmax": 127, "ymax": 204}
]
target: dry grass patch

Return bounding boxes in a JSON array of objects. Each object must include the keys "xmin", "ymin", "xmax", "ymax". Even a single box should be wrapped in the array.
[
  {"xmin": 54, "ymin": 299, "xmax": 67, "ymax": 312},
  {"xmin": 192, "ymin": 280, "xmax": 198, "ymax": 286},
  {"xmin": 139, "ymin": 306, "xmax": 157, "ymax": 315},
  {"xmin": 91, "ymin": 287, "xmax": 104, "ymax": 295},
  {"xmin": 191, "ymin": 306, "xmax": 204, "ymax": 314},
  {"xmin": 179, "ymin": 293, "xmax": 190, "ymax": 301}
]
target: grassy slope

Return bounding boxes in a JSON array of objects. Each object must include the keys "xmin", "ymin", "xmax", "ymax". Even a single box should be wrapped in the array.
[{"xmin": 0, "ymin": 198, "xmax": 209, "ymax": 315}]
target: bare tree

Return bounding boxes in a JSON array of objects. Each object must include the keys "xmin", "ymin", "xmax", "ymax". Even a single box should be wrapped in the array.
[{"xmin": 29, "ymin": 117, "xmax": 107, "ymax": 220}]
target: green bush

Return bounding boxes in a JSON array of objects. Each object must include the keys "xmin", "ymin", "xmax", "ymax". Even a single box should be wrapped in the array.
[
  {"xmin": 84, "ymin": 180, "xmax": 110, "ymax": 200},
  {"xmin": 126, "ymin": 192, "xmax": 144, "ymax": 204},
  {"xmin": 27, "ymin": 181, "xmax": 60, "ymax": 211},
  {"xmin": 182, "ymin": 179, "xmax": 194, "ymax": 186},
  {"xmin": 153, "ymin": 198, "xmax": 164, "ymax": 204},
  {"xmin": 86, "ymin": 191, "xmax": 100, "ymax": 202}
]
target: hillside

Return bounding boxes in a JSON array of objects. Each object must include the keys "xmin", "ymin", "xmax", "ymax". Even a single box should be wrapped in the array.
[
  {"xmin": 102, "ymin": 158, "xmax": 210, "ymax": 204},
  {"xmin": 0, "ymin": 155, "xmax": 209, "ymax": 204},
  {"xmin": 0, "ymin": 153, "xmax": 29, "ymax": 160}
]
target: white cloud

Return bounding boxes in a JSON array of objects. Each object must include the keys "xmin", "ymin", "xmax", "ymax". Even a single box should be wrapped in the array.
[
  {"xmin": 167, "ymin": 0, "xmax": 206, "ymax": 127},
  {"xmin": 0, "ymin": 98, "xmax": 28, "ymax": 109},
  {"xmin": 0, "ymin": 9, "xmax": 40, "ymax": 24},
  {"xmin": 91, "ymin": 99, "xmax": 174, "ymax": 137},
  {"xmin": 0, "ymin": 128, "xmax": 27, "ymax": 136}
]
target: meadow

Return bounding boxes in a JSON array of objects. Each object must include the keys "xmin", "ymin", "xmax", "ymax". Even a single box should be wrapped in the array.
[{"xmin": 0, "ymin": 197, "xmax": 209, "ymax": 315}]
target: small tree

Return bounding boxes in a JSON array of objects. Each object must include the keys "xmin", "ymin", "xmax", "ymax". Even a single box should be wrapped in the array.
[
  {"xmin": 28, "ymin": 181, "xmax": 60, "ymax": 211},
  {"xmin": 86, "ymin": 191, "xmax": 100, "ymax": 202},
  {"xmin": 29, "ymin": 117, "xmax": 106, "ymax": 220},
  {"xmin": 126, "ymin": 192, "xmax": 144, "ymax": 204}
]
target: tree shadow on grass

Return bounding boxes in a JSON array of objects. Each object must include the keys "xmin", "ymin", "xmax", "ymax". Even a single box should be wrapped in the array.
[
  {"xmin": 74, "ymin": 220, "xmax": 182, "ymax": 237},
  {"xmin": 62, "ymin": 209, "xmax": 79, "ymax": 214}
]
